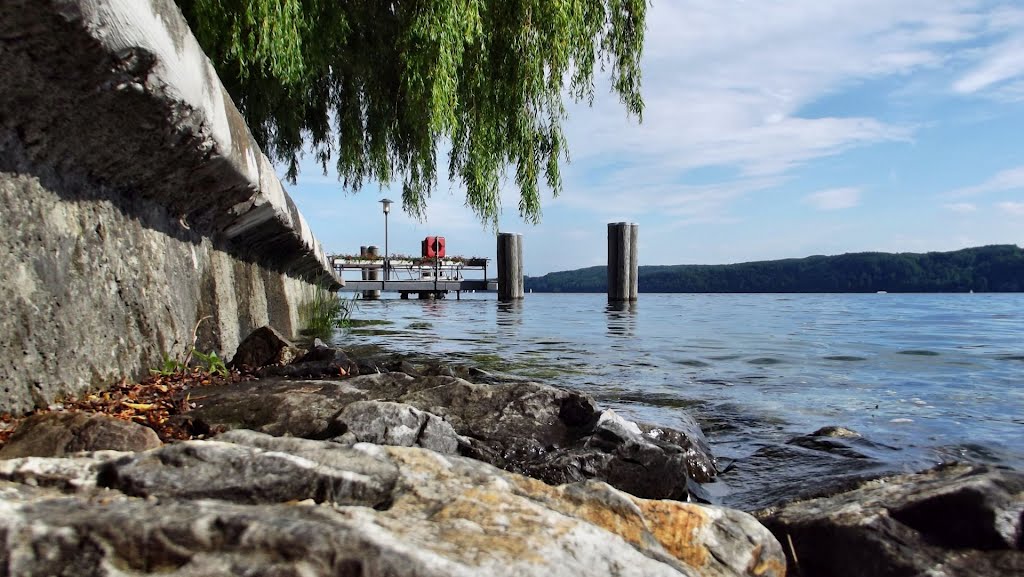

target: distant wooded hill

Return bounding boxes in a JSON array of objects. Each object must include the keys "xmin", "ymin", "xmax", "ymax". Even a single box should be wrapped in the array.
[{"xmin": 524, "ymin": 245, "xmax": 1024, "ymax": 293}]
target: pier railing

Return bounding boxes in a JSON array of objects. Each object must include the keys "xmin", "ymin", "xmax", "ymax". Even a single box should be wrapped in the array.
[{"xmin": 330, "ymin": 255, "xmax": 494, "ymax": 297}]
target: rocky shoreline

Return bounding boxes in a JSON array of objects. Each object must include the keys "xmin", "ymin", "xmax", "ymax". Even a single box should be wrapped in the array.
[{"xmin": 1, "ymin": 327, "xmax": 1021, "ymax": 576}]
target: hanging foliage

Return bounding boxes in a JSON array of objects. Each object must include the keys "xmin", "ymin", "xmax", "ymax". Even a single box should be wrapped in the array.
[{"xmin": 176, "ymin": 0, "xmax": 645, "ymax": 226}]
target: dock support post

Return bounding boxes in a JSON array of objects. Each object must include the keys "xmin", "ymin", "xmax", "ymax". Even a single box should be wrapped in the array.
[
  {"xmin": 497, "ymin": 232, "xmax": 524, "ymax": 301},
  {"xmin": 629, "ymin": 223, "xmax": 639, "ymax": 301},
  {"xmin": 608, "ymin": 223, "xmax": 638, "ymax": 301},
  {"xmin": 363, "ymin": 245, "xmax": 381, "ymax": 300}
]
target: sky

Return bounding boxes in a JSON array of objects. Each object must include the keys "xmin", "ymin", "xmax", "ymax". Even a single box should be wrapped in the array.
[{"xmin": 280, "ymin": 0, "xmax": 1024, "ymax": 276}]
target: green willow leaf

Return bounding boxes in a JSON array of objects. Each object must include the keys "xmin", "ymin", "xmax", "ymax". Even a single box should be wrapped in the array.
[{"xmin": 175, "ymin": 0, "xmax": 645, "ymax": 227}]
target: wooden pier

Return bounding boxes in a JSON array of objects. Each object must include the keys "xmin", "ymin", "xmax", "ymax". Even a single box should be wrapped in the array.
[{"xmin": 331, "ymin": 256, "xmax": 496, "ymax": 299}]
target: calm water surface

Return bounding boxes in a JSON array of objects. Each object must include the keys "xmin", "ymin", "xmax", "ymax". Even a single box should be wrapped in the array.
[{"xmin": 339, "ymin": 293, "xmax": 1024, "ymax": 506}]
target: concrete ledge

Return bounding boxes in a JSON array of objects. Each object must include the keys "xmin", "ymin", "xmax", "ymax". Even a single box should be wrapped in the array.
[
  {"xmin": 0, "ymin": 0, "xmax": 343, "ymax": 414},
  {"xmin": 0, "ymin": 0, "xmax": 338, "ymax": 288}
]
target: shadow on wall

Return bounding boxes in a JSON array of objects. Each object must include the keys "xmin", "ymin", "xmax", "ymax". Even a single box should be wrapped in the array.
[{"xmin": 0, "ymin": 0, "xmax": 336, "ymax": 415}]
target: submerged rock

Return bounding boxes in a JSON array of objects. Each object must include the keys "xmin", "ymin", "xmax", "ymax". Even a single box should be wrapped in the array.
[
  {"xmin": 0, "ymin": 412, "xmax": 161, "ymax": 459},
  {"xmin": 714, "ymin": 426, "xmax": 897, "ymax": 511},
  {"xmin": 0, "ymin": 430, "xmax": 785, "ymax": 577},
  {"xmin": 757, "ymin": 463, "xmax": 1024, "ymax": 577}
]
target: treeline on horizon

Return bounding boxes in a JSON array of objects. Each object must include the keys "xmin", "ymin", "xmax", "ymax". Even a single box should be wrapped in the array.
[{"xmin": 523, "ymin": 245, "xmax": 1024, "ymax": 293}]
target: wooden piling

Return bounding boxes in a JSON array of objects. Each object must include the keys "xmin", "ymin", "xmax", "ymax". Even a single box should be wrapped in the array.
[
  {"xmin": 363, "ymin": 245, "xmax": 381, "ymax": 300},
  {"xmin": 497, "ymin": 232, "xmax": 524, "ymax": 300},
  {"xmin": 629, "ymin": 223, "xmax": 639, "ymax": 301},
  {"xmin": 608, "ymin": 223, "xmax": 638, "ymax": 301}
]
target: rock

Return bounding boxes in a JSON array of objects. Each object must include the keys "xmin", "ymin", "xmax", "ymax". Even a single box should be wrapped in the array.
[
  {"xmin": 98, "ymin": 435, "xmax": 398, "ymax": 507},
  {"xmin": 785, "ymin": 425, "xmax": 893, "ymax": 459},
  {"xmin": 514, "ymin": 409, "xmax": 709, "ymax": 502},
  {"xmin": 0, "ymin": 451, "xmax": 129, "ymax": 492},
  {"xmin": 257, "ymin": 347, "xmax": 359, "ymax": 378},
  {"xmin": 715, "ymin": 427, "xmax": 896, "ymax": 511},
  {"xmin": 0, "ymin": 430, "xmax": 785, "ymax": 577},
  {"xmin": 639, "ymin": 420, "xmax": 718, "ymax": 483},
  {"xmin": 758, "ymin": 463, "xmax": 1024, "ymax": 577},
  {"xmin": 229, "ymin": 326, "xmax": 303, "ymax": 369},
  {"xmin": 397, "ymin": 380, "xmax": 713, "ymax": 501},
  {"xmin": 387, "ymin": 359, "xmax": 423, "ymax": 377},
  {"xmin": 187, "ymin": 378, "xmax": 374, "ymax": 438},
  {"xmin": 188, "ymin": 373, "xmax": 717, "ymax": 502},
  {"xmin": 0, "ymin": 412, "xmax": 161, "ymax": 459},
  {"xmin": 332, "ymin": 401, "xmax": 462, "ymax": 454}
]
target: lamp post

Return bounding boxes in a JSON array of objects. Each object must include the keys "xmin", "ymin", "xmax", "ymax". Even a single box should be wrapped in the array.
[{"xmin": 379, "ymin": 198, "xmax": 393, "ymax": 282}]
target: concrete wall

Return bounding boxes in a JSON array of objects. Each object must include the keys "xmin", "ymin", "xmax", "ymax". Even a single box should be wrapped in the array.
[{"xmin": 0, "ymin": 0, "xmax": 341, "ymax": 414}]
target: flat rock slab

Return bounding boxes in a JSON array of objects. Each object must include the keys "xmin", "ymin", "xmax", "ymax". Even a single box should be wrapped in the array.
[
  {"xmin": 188, "ymin": 373, "xmax": 718, "ymax": 501},
  {"xmin": 758, "ymin": 463, "xmax": 1024, "ymax": 577},
  {"xmin": 0, "ymin": 412, "xmax": 161, "ymax": 459},
  {"xmin": 187, "ymin": 378, "xmax": 375, "ymax": 438},
  {"xmin": 0, "ymin": 430, "xmax": 784, "ymax": 577}
]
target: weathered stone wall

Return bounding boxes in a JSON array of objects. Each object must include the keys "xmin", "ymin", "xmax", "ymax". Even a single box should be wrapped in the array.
[{"xmin": 0, "ymin": 0, "xmax": 341, "ymax": 414}]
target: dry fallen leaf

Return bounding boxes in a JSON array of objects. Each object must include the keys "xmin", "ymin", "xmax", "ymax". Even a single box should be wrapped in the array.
[{"xmin": 0, "ymin": 366, "xmax": 256, "ymax": 447}]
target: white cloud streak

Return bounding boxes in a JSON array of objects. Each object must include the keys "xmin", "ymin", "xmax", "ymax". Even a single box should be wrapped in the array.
[
  {"xmin": 954, "ymin": 35, "xmax": 1024, "ymax": 93},
  {"xmin": 943, "ymin": 202, "xmax": 978, "ymax": 213},
  {"xmin": 998, "ymin": 201, "xmax": 1024, "ymax": 216},
  {"xmin": 946, "ymin": 165, "xmax": 1024, "ymax": 197},
  {"xmin": 556, "ymin": 0, "xmax": 997, "ymax": 224},
  {"xmin": 804, "ymin": 187, "xmax": 862, "ymax": 210}
]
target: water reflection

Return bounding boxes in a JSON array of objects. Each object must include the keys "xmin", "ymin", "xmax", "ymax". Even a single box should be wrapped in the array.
[
  {"xmin": 496, "ymin": 300, "xmax": 524, "ymax": 339},
  {"xmin": 605, "ymin": 301, "xmax": 637, "ymax": 338}
]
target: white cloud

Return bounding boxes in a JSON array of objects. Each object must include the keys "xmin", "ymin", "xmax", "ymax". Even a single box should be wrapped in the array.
[
  {"xmin": 954, "ymin": 35, "xmax": 1024, "ymax": 94},
  {"xmin": 946, "ymin": 165, "xmax": 1024, "ymax": 197},
  {"xmin": 943, "ymin": 202, "xmax": 978, "ymax": 213},
  {"xmin": 555, "ymin": 0, "xmax": 994, "ymax": 222},
  {"xmin": 804, "ymin": 187, "xmax": 862, "ymax": 210},
  {"xmin": 998, "ymin": 201, "xmax": 1024, "ymax": 216}
]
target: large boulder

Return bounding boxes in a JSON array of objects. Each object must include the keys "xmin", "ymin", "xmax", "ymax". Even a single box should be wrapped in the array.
[
  {"xmin": 394, "ymin": 376, "xmax": 717, "ymax": 501},
  {"xmin": 0, "ymin": 430, "xmax": 784, "ymax": 577},
  {"xmin": 188, "ymin": 373, "xmax": 717, "ymax": 501},
  {"xmin": 757, "ymin": 463, "xmax": 1024, "ymax": 577},
  {"xmin": 0, "ymin": 412, "xmax": 161, "ymax": 459}
]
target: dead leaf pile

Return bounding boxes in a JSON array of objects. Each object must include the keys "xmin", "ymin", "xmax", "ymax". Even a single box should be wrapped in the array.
[
  {"xmin": 0, "ymin": 368, "xmax": 255, "ymax": 448},
  {"xmin": 0, "ymin": 413, "xmax": 16, "ymax": 446}
]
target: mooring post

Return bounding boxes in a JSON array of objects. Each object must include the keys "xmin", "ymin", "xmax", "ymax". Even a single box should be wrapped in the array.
[
  {"xmin": 359, "ymin": 245, "xmax": 368, "ymax": 283},
  {"xmin": 364, "ymin": 245, "xmax": 381, "ymax": 300},
  {"xmin": 607, "ymin": 223, "xmax": 620, "ymax": 301},
  {"xmin": 497, "ymin": 232, "xmax": 524, "ymax": 301},
  {"xmin": 608, "ymin": 222, "xmax": 638, "ymax": 301},
  {"xmin": 629, "ymin": 223, "xmax": 639, "ymax": 301},
  {"xmin": 515, "ymin": 233, "xmax": 524, "ymax": 299}
]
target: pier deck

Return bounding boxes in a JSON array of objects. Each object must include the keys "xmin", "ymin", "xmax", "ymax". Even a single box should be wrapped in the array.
[
  {"xmin": 331, "ymin": 255, "xmax": 494, "ymax": 297},
  {"xmin": 339, "ymin": 279, "xmax": 497, "ymax": 292}
]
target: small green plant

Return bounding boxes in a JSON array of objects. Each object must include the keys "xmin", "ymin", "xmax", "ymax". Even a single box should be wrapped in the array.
[
  {"xmin": 300, "ymin": 284, "xmax": 354, "ymax": 341},
  {"xmin": 150, "ymin": 316, "xmax": 232, "ymax": 378},
  {"xmin": 151, "ymin": 353, "xmax": 185, "ymax": 376},
  {"xmin": 192, "ymin": 349, "xmax": 228, "ymax": 377}
]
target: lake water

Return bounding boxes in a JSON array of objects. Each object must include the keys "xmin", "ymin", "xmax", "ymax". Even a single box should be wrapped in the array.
[{"xmin": 338, "ymin": 292, "xmax": 1024, "ymax": 509}]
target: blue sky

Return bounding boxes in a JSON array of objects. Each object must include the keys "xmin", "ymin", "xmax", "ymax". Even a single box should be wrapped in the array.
[{"xmin": 281, "ymin": 0, "xmax": 1024, "ymax": 276}]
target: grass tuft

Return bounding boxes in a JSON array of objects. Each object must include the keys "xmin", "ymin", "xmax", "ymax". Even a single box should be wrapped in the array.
[{"xmin": 300, "ymin": 285, "xmax": 354, "ymax": 342}]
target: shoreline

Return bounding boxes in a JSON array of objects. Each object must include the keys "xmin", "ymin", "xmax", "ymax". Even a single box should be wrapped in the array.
[{"xmin": 2, "ymin": 327, "xmax": 1021, "ymax": 576}]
